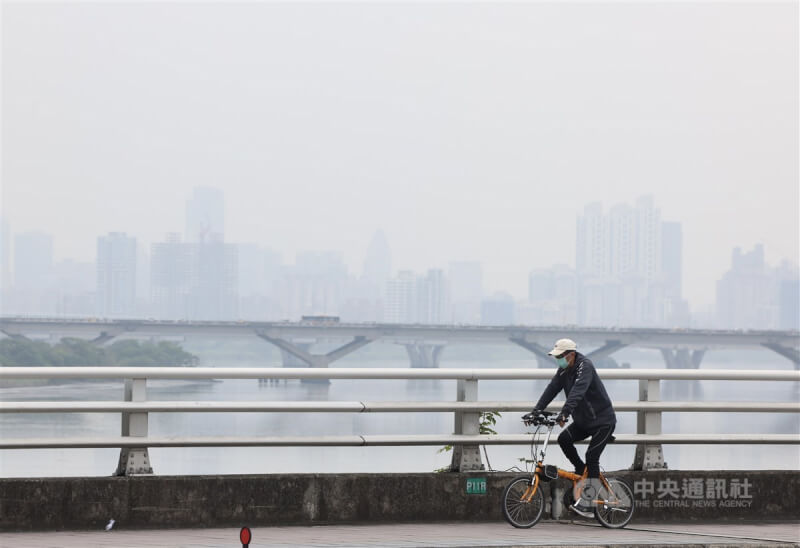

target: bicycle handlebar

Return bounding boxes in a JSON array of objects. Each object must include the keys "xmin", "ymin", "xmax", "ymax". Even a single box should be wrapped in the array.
[{"xmin": 521, "ymin": 411, "xmax": 559, "ymax": 427}]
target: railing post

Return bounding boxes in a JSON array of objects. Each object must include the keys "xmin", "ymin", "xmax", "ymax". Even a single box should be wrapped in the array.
[
  {"xmin": 632, "ymin": 378, "xmax": 667, "ymax": 470},
  {"xmin": 114, "ymin": 378, "xmax": 153, "ymax": 476},
  {"xmin": 450, "ymin": 378, "xmax": 484, "ymax": 472}
]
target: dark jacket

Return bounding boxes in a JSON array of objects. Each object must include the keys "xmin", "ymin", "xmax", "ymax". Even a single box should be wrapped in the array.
[{"xmin": 535, "ymin": 352, "xmax": 616, "ymax": 428}]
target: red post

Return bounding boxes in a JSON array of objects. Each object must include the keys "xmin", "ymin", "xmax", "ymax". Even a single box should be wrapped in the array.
[{"xmin": 240, "ymin": 526, "xmax": 252, "ymax": 547}]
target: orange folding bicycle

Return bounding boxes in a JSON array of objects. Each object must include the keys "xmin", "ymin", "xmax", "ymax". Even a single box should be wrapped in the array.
[{"xmin": 501, "ymin": 411, "xmax": 635, "ymax": 529}]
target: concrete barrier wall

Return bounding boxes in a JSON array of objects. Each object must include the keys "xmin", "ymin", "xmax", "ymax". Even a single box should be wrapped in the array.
[{"xmin": 0, "ymin": 470, "xmax": 797, "ymax": 531}]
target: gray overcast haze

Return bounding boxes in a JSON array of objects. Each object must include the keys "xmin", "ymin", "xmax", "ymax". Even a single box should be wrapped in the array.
[{"xmin": 1, "ymin": 1, "xmax": 798, "ymax": 309}]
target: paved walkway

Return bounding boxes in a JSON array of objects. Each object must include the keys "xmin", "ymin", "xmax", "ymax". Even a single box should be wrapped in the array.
[{"xmin": 0, "ymin": 521, "xmax": 798, "ymax": 547}]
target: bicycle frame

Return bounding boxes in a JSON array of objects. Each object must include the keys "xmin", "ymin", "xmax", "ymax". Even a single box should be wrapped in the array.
[{"xmin": 521, "ymin": 422, "xmax": 615, "ymax": 505}]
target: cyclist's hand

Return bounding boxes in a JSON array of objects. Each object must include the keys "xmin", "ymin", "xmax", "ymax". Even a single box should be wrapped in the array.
[{"xmin": 556, "ymin": 414, "xmax": 567, "ymax": 427}]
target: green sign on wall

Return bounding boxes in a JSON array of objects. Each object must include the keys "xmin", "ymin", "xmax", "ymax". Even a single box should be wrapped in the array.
[{"xmin": 466, "ymin": 477, "xmax": 487, "ymax": 495}]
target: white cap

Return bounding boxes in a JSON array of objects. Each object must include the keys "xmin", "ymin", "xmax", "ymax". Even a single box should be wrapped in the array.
[{"xmin": 547, "ymin": 338, "xmax": 577, "ymax": 356}]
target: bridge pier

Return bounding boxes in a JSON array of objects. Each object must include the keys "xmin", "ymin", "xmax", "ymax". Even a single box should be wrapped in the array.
[
  {"xmin": 660, "ymin": 348, "xmax": 705, "ymax": 400},
  {"xmin": 404, "ymin": 344, "xmax": 445, "ymax": 368},
  {"xmin": 279, "ymin": 342, "xmax": 315, "ymax": 367},
  {"xmin": 586, "ymin": 339, "xmax": 628, "ymax": 360},
  {"xmin": 511, "ymin": 337, "xmax": 630, "ymax": 369},
  {"xmin": 256, "ymin": 331, "xmax": 375, "ymax": 383},
  {"xmin": 91, "ymin": 330, "xmax": 122, "ymax": 346},
  {"xmin": 761, "ymin": 342, "xmax": 800, "ymax": 370},
  {"xmin": 508, "ymin": 337, "xmax": 551, "ymax": 368}
]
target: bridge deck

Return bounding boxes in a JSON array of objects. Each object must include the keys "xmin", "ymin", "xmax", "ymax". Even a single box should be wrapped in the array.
[{"xmin": 2, "ymin": 521, "xmax": 798, "ymax": 547}]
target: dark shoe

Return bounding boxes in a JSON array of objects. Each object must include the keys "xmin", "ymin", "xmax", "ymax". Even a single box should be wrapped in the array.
[{"xmin": 570, "ymin": 499, "xmax": 595, "ymax": 519}]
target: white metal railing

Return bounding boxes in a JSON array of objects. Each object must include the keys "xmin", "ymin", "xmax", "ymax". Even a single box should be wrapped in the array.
[
  {"xmin": 2, "ymin": 366, "xmax": 798, "ymax": 380},
  {"xmin": 1, "ymin": 367, "xmax": 798, "ymax": 474}
]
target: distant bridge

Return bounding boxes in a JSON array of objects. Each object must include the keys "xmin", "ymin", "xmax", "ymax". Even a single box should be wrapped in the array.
[{"xmin": 1, "ymin": 316, "xmax": 798, "ymax": 370}]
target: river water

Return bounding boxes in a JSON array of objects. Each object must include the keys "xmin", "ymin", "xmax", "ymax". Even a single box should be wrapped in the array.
[{"xmin": 1, "ymin": 345, "xmax": 798, "ymax": 477}]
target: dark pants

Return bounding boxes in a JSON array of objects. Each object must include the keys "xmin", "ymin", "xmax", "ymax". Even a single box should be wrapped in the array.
[{"xmin": 558, "ymin": 422, "xmax": 615, "ymax": 478}]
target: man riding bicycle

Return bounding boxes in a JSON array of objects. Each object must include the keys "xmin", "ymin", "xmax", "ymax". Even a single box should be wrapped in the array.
[{"xmin": 528, "ymin": 338, "xmax": 616, "ymax": 518}]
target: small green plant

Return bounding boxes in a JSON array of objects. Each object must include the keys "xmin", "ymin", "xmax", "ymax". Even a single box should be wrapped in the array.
[{"xmin": 479, "ymin": 410, "xmax": 500, "ymax": 435}]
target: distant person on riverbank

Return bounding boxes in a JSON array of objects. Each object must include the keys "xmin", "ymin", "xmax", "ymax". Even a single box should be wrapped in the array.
[{"xmin": 528, "ymin": 338, "xmax": 617, "ymax": 518}]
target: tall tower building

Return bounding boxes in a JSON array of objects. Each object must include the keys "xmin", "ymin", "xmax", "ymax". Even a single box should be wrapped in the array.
[
  {"xmin": 97, "ymin": 232, "xmax": 137, "ymax": 318},
  {"xmin": 576, "ymin": 196, "xmax": 671, "ymax": 326},
  {"xmin": 151, "ymin": 233, "xmax": 191, "ymax": 319},
  {"xmin": 634, "ymin": 195, "xmax": 662, "ymax": 283},
  {"xmin": 189, "ymin": 240, "xmax": 238, "ymax": 320},
  {"xmin": 385, "ymin": 271, "xmax": 416, "ymax": 324},
  {"xmin": 576, "ymin": 202, "xmax": 606, "ymax": 279},
  {"xmin": 185, "ymin": 187, "xmax": 225, "ymax": 243},
  {"xmin": 416, "ymin": 269, "xmax": 449, "ymax": 324},
  {"xmin": 715, "ymin": 245, "xmax": 774, "ymax": 329},
  {"xmin": 361, "ymin": 230, "xmax": 392, "ymax": 300}
]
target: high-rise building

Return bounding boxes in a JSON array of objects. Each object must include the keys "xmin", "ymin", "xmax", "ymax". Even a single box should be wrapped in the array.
[
  {"xmin": 384, "ymin": 269, "xmax": 450, "ymax": 324},
  {"xmin": 576, "ymin": 202, "xmax": 606, "ymax": 279},
  {"xmin": 576, "ymin": 196, "xmax": 674, "ymax": 327},
  {"xmin": 151, "ymin": 233, "xmax": 238, "ymax": 321},
  {"xmin": 385, "ymin": 271, "xmax": 417, "ymax": 324},
  {"xmin": 185, "ymin": 187, "xmax": 225, "ymax": 243},
  {"xmin": 635, "ymin": 195, "xmax": 663, "ymax": 283},
  {"xmin": 526, "ymin": 265, "xmax": 577, "ymax": 325},
  {"xmin": 151, "ymin": 234, "xmax": 192, "ymax": 320},
  {"xmin": 97, "ymin": 232, "xmax": 137, "ymax": 318},
  {"xmin": 715, "ymin": 245, "xmax": 774, "ymax": 329},
  {"xmin": 416, "ymin": 269, "xmax": 449, "ymax": 324},
  {"xmin": 480, "ymin": 292, "xmax": 515, "ymax": 325},
  {"xmin": 136, "ymin": 243, "xmax": 151, "ymax": 316},
  {"xmin": 236, "ymin": 244, "xmax": 283, "ymax": 320},
  {"xmin": 353, "ymin": 230, "xmax": 392, "ymax": 321},
  {"xmin": 189, "ymin": 240, "xmax": 238, "ymax": 320},
  {"xmin": 277, "ymin": 251, "xmax": 348, "ymax": 319}
]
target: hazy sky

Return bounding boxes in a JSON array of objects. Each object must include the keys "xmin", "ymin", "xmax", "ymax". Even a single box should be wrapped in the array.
[{"xmin": 2, "ymin": 1, "xmax": 798, "ymax": 308}]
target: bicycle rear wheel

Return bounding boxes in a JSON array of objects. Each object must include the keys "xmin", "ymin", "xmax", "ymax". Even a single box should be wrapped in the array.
[
  {"xmin": 594, "ymin": 478, "xmax": 634, "ymax": 529},
  {"xmin": 501, "ymin": 476, "xmax": 545, "ymax": 528}
]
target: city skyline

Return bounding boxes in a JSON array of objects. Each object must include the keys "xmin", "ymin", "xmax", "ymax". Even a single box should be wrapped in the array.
[
  {"xmin": 1, "ymin": 188, "xmax": 796, "ymax": 311},
  {"xmin": 1, "ymin": 190, "xmax": 797, "ymax": 313},
  {"xmin": 1, "ymin": 189, "xmax": 797, "ymax": 329}
]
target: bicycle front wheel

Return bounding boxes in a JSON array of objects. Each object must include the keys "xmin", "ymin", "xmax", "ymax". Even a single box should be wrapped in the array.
[
  {"xmin": 595, "ymin": 478, "xmax": 634, "ymax": 529},
  {"xmin": 501, "ymin": 476, "xmax": 545, "ymax": 528}
]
